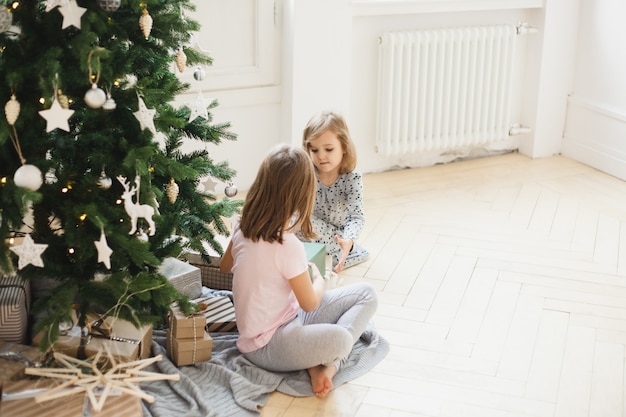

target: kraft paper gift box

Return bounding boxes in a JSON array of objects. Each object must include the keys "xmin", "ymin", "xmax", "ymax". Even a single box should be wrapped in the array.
[
  {"xmin": 197, "ymin": 296, "xmax": 237, "ymax": 333},
  {"xmin": 0, "ymin": 341, "xmax": 44, "ymax": 382},
  {"xmin": 166, "ymin": 328, "xmax": 213, "ymax": 366},
  {"xmin": 0, "ymin": 275, "xmax": 31, "ymax": 344},
  {"xmin": 33, "ymin": 316, "xmax": 153, "ymax": 362},
  {"xmin": 169, "ymin": 307, "xmax": 205, "ymax": 339},
  {"xmin": 158, "ymin": 257, "xmax": 203, "ymax": 299},
  {"xmin": 303, "ymin": 242, "xmax": 326, "ymax": 278},
  {"xmin": 87, "ymin": 317, "xmax": 153, "ymax": 360},
  {"xmin": 0, "ymin": 379, "xmax": 144, "ymax": 417}
]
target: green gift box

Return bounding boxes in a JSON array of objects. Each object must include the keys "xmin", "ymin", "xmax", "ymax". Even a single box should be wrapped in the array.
[{"xmin": 303, "ymin": 242, "xmax": 326, "ymax": 279}]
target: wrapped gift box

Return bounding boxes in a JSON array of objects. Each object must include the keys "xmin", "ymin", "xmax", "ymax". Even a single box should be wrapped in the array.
[
  {"xmin": 195, "ymin": 296, "xmax": 237, "ymax": 333},
  {"xmin": 88, "ymin": 317, "xmax": 153, "ymax": 360},
  {"xmin": 0, "ymin": 379, "xmax": 144, "ymax": 417},
  {"xmin": 166, "ymin": 328, "xmax": 213, "ymax": 366},
  {"xmin": 158, "ymin": 257, "xmax": 202, "ymax": 299},
  {"xmin": 303, "ymin": 242, "xmax": 326, "ymax": 278},
  {"xmin": 0, "ymin": 341, "xmax": 44, "ymax": 382},
  {"xmin": 184, "ymin": 237, "xmax": 226, "ymax": 268},
  {"xmin": 185, "ymin": 237, "xmax": 233, "ymax": 291},
  {"xmin": 33, "ymin": 316, "xmax": 153, "ymax": 362},
  {"xmin": 0, "ymin": 275, "xmax": 31, "ymax": 344},
  {"xmin": 169, "ymin": 307, "xmax": 205, "ymax": 339}
]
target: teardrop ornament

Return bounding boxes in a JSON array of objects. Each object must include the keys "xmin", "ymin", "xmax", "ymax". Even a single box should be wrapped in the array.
[
  {"xmin": 139, "ymin": 8, "xmax": 153, "ymax": 40},
  {"xmin": 4, "ymin": 94, "xmax": 20, "ymax": 125},
  {"xmin": 175, "ymin": 48, "xmax": 187, "ymax": 73}
]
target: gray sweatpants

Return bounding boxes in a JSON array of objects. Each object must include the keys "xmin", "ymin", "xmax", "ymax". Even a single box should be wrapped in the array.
[{"xmin": 243, "ymin": 282, "xmax": 378, "ymax": 373}]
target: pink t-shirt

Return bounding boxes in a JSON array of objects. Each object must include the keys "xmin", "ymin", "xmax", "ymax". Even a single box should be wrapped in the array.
[{"xmin": 230, "ymin": 221, "xmax": 308, "ymax": 353}]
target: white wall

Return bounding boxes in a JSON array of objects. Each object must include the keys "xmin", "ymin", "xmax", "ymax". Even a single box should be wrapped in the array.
[
  {"xmin": 520, "ymin": 0, "xmax": 580, "ymax": 158},
  {"xmin": 180, "ymin": 0, "xmax": 606, "ymax": 192},
  {"xmin": 562, "ymin": 0, "xmax": 626, "ymax": 180}
]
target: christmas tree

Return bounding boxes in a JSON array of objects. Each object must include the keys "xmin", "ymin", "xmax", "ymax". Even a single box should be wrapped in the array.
[{"xmin": 0, "ymin": 0, "xmax": 241, "ymax": 349}]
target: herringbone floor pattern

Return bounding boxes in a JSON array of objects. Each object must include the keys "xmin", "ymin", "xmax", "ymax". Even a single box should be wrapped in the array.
[{"xmin": 261, "ymin": 152, "xmax": 626, "ymax": 417}]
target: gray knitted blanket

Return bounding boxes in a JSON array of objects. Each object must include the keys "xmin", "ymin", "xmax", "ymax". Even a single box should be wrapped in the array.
[{"xmin": 141, "ymin": 325, "xmax": 388, "ymax": 417}]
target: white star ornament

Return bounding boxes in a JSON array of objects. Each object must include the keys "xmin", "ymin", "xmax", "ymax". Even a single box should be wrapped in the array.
[
  {"xmin": 45, "ymin": 0, "xmax": 69, "ymax": 12},
  {"xmin": 9, "ymin": 233, "xmax": 48, "ymax": 269},
  {"xmin": 39, "ymin": 98, "xmax": 74, "ymax": 132},
  {"xmin": 188, "ymin": 91, "xmax": 211, "ymax": 122},
  {"xmin": 134, "ymin": 96, "xmax": 157, "ymax": 135},
  {"xmin": 58, "ymin": 0, "xmax": 86, "ymax": 30},
  {"xmin": 94, "ymin": 230, "xmax": 113, "ymax": 269}
]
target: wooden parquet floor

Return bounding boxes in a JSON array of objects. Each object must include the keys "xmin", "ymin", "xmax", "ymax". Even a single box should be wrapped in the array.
[{"xmin": 261, "ymin": 153, "xmax": 626, "ymax": 417}]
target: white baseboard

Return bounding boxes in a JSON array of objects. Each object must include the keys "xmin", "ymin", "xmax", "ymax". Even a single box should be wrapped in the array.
[{"xmin": 562, "ymin": 95, "xmax": 626, "ymax": 181}]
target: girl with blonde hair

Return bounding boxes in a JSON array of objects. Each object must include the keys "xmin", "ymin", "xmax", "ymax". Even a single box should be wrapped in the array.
[{"xmin": 302, "ymin": 111, "xmax": 369, "ymax": 272}]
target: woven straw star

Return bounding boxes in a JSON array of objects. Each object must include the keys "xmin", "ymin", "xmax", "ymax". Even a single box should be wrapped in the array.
[{"xmin": 26, "ymin": 349, "xmax": 179, "ymax": 413}]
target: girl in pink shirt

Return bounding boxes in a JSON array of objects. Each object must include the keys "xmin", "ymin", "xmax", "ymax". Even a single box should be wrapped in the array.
[{"xmin": 220, "ymin": 144, "xmax": 378, "ymax": 398}]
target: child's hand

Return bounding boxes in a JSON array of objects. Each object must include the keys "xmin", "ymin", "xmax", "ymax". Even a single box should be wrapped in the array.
[
  {"xmin": 308, "ymin": 262, "xmax": 326, "ymax": 294},
  {"xmin": 333, "ymin": 235, "xmax": 353, "ymax": 273},
  {"xmin": 309, "ymin": 262, "xmax": 324, "ymax": 282}
]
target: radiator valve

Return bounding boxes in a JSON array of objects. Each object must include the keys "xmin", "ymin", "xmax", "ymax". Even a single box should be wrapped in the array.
[{"xmin": 509, "ymin": 123, "xmax": 532, "ymax": 135}]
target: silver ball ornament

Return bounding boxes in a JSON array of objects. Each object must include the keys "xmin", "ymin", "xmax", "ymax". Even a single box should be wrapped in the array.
[
  {"xmin": 137, "ymin": 230, "xmax": 149, "ymax": 242},
  {"xmin": 58, "ymin": 319, "xmax": 74, "ymax": 336},
  {"xmin": 14, "ymin": 164, "xmax": 43, "ymax": 191},
  {"xmin": 97, "ymin": 0, "xmax": 121, "ymax": 12},
  {"xmin": 45, "ymin": 169, "xmax": 58, "ymax": 184},
  {"xmin": 193, "ymin": 67, "xmax": 206, "ymax": 81},
  {"xmin": 224, "ymin": 181, "xmax": 238, "ymax": 197},
  {"xmin": 84, "ymin": 84, "xmax": 107, "ymax": 109},
  {"xmin": 97, "ymin": 171, "xmax": 112, "ymax": 189}
]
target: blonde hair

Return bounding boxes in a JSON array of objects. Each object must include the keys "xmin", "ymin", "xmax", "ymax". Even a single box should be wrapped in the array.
[
  {"xmin": 302, "ymin": 111, "xmax": 357, "ymax": 174},
  {"xmin": 240, "ymin": 144, "xmax": 317, "ymax": 243}
]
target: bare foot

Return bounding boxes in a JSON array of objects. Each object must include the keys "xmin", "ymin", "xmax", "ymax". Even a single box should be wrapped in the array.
[{"xmin": 307, "ymin": 364, "xmax": 337, "ymax": 398}]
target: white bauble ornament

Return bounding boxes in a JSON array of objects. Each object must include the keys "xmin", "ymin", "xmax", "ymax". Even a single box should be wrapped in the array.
[
  {"xmin": 224, "ymin": 181, "xmax": 238, "ymax": 197},
  {"xmin": 97, "ymin": 0, "xmax": 120, "ymax": 12},
  {"xmin": 0, "ymin": 7, "xmax": 12, "ymax": 34},
  {"xmin": 14, "ymin": 164, "xmax": 43, "ymax": 191},
  {"xmin": 102, "ymin": 94, "xmax": 117, "ymax": 111},
  {"xmin": 193, "ymin": 67, "xmax": 205, "ymax": 81},
  {"xmin": 84, "ymin": 84, "xmax": 106, "ymax": 109},
  {"xmin": 4, "ymin": 94, "xmax": 20, "ymax": 125},
  {"xmin": 166, "ymin": 178, "xmax": 179, "ymax": 203},
  {"xmin": 139, "ymin": 8, "xmax": 153, "ymax": 40}
]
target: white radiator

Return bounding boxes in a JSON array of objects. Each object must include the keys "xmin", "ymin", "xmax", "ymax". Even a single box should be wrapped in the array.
[{"xmin": 376, "ymin": 24, "xmax": 521, "ymax": 156}]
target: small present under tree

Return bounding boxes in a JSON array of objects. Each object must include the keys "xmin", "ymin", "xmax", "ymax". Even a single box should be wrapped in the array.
[{"xmin": 0, "ymin": 0, "xmax": 242, "ymax": 350}]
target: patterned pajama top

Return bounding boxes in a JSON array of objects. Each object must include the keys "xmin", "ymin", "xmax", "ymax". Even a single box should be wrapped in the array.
[{"xmin": 310, "ymin": 171, "xmax": 366, "ymax": 264}]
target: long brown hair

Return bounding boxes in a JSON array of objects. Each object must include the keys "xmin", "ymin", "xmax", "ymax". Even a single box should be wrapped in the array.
[
  {"xmin": 240, "ymin": 144, "xmax": 317, "ymax": 243},
  {"xmin": 302, "ymin": 111, "xmax": 357, "ymax": 174}
]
